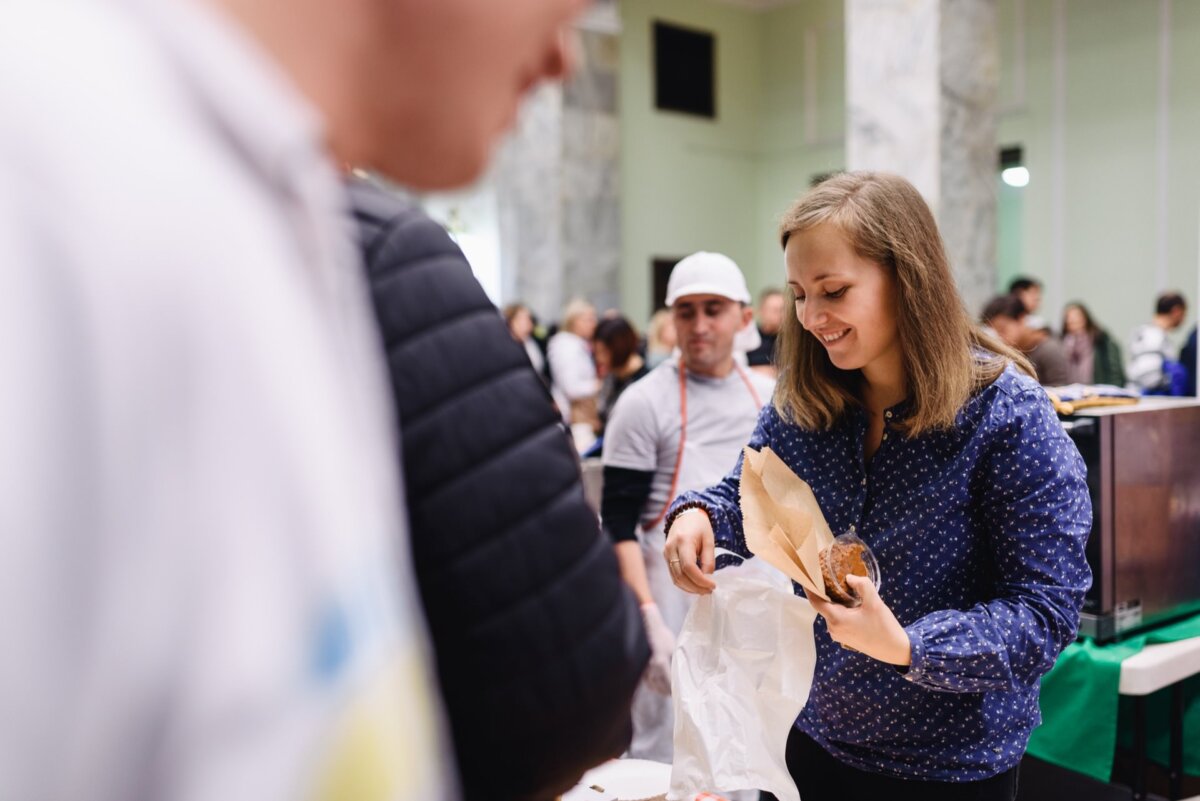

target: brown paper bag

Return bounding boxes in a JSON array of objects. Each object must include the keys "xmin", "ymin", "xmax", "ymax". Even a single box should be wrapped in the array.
[{"xmin": 738, "ymin": 446, "xmax": 836, "ymax": 600}]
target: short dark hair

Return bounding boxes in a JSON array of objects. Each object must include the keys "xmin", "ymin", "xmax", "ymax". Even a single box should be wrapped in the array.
[
  {"xmin": 981, "ymin": 294, "xmax": 1028, "ymax": 324},
  {"xmin": 1156, "ymin": 292, "xmax": 1187, "ymax": 316},
  {"xmin": 759, "ymin": 286, "xmax": 783, "ymax": 304},
  {"xmin": 593, "ymin": 316, "xmax": 641, "ymax": 371},
  {"xmin": 1008, "ymin": 276, "xmax": 1041, "ymax": 294}
]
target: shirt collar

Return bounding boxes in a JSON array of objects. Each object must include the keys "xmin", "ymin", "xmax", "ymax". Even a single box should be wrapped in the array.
[
  {"xmin": 674, "ymin": 358, "xmax": 744, "ymax": 386},
  {"xmin": 844, "ymin": 396, "xmax": 914, "ymax": 430}
]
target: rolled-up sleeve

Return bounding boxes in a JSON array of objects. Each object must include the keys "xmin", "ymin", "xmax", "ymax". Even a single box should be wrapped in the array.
[{"xmin": 902, "ymin": 390, "xmax": 1092, "ymax": 693}]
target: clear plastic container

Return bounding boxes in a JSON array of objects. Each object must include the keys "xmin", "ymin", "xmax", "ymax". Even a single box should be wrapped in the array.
[{"xmin": 818, "ymin": 532, "xmax": 881, "ymax": 607}]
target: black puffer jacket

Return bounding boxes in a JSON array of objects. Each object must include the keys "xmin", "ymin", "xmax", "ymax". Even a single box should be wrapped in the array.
[{"xmin": 350, "ymin": 180, "xmax": 649, "ymax": 801}]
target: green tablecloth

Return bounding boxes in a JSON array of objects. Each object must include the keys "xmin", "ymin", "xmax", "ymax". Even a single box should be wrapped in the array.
[{"xmin": 1026, "ymin": 613, "xmax": 1200, "ymax": 782}]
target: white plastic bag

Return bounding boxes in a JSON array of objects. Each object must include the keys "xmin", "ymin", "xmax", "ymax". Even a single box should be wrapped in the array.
[{"xmin": 668, "ymin": 557, "xmax": 816, "ymax": 801}]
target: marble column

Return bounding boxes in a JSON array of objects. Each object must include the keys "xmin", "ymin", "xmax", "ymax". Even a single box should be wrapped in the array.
[
  {"xmin": 846, "ymin": 0, "xmax": 998, "ymax": 315},
  {"xmin": 561, "ymin": 29, "xmax": 622, "ymax": 317},
  {"xmin": 492, "ymin": 20, "xmax": 622, "ymax": 324},
  {"xmin": 493, "ymin": 82, "xmax": 565, "ymax": 322}
]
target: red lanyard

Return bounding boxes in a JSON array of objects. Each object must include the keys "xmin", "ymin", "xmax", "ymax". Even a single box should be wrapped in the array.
[{"xmin": 644, "ymin": 356, "xmax": 764, "ymax": 531}]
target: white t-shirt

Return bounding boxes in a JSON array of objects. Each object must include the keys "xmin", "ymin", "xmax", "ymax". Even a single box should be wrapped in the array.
[
  {"xmin": 1127, "ymin": 323, "xmax": 1173, "ymax": 391},
  {"xmin": 603, "ymin": 360, "xmax": 775, "ymax": 529},
  {"xmin": 0, "ymin": 3, "xmax": 449, "ymax": 801},
  {"xmin": 548, "ymin": 330, "xmax": 598, "ymax": 419}
]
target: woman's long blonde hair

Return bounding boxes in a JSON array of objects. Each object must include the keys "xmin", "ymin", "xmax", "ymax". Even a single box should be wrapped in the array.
[{"xmin": 775, "ymin": 171, "xmax": 1031, "ymax": 436}]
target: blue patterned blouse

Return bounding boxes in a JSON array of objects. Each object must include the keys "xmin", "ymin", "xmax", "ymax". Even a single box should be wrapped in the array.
[{"xmin": 672, "ymin": 364, "xmax": 1092, "ymax": 781}]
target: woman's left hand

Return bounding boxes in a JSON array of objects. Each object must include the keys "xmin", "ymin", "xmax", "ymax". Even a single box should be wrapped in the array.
[{"xmin": 808, "ymin": 575, "xmax": 912, "ymax": 666}]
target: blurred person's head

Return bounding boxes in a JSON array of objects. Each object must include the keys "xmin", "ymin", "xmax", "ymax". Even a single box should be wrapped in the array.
[
  {"xmin": 981, "ymin": 294, "xmax": 1030, "ymax": 348},
  {"xmin": 217, "ymin": 0, "xmax": 588, "ymax": 189},
  {"xmin": 1155, "ymin": 291, "xmax": 1187, "ymax": 330},
  {"xmin": 775, "ymin": 172, "xmax": 1030, "ymax": 435},
  {"xmin": 503, "ymin": 302, "xmax": 534, "ymax": 342},
  {"xmin": 561, "ymin": 299, "xmax": 598, "ymax": 340},
  {"xmin": 1008, "ymin": 276, "xmax": 1043, "ymax": 315},
  {"xmin": 757, "ymin": 287, "xmax": 785, "ymax": 335},
  {"xmin": 666, "ymin": 252, "xmax": 754, "ymax": 377},
  {"xmin": 646, "ymin": 309, "xmax": 676, "ymax": 353},
  {"xmin": 1062, "ymin": 302, "xmax": 1097, "ymax": 338},
  {"xmin": 593, "ymin": 316, "xmax": 642, "ymax": 375}
]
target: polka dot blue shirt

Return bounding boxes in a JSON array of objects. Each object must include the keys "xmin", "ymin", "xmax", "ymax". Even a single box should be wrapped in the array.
[{"xmin": 672, "ymin": 364, "xmax": 1093, "ymax": 781}]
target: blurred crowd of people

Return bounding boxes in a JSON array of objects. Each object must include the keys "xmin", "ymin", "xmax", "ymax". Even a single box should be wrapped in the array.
[
  {"xmin": 504, "ymin": 272, "xmax": 1198, "ymax": 466},
  {"xmin": 980, "ymin": 276, "xmax": 1195, "ymax": 395},
  {"xmin": 505, "ymin": 282, "xmax": 788, "ymax": 456}
]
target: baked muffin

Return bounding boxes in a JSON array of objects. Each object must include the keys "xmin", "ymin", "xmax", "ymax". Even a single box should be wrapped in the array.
[{"xmin": 819, "ymin": 537, "xmax": 874, "ymax": 607}]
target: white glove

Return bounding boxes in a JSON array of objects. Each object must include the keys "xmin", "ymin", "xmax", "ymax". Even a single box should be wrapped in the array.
[{"xmin": 641, "ymin": 603, "xmax": 676, "ymax": 696}]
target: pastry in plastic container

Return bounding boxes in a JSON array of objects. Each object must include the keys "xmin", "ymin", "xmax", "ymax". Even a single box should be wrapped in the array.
[{"xmin": 818, "ymin": 532, "xmax": 880, "ymax": 607}]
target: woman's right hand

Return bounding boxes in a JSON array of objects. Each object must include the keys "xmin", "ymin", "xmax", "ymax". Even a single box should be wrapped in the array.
[{"xmin": 663, "ymin": 509, "xmax": 718, "ymax": 595}]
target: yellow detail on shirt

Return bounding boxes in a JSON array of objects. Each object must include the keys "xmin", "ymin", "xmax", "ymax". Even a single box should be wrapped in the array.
[{"xmin": 312, "ymin": 650, "xmax": 441, "ymax": 801}]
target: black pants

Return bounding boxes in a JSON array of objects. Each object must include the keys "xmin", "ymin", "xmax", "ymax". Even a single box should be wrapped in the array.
[{"xmin": 761, "ymin": 730, "xmax": 1019, "ymax": 801}]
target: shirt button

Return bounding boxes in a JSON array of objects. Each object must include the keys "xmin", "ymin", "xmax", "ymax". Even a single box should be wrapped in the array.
[
  {"xmin": 882, "ymin": 432, "xmax": 888, "ymax": 440},
  {"xmin": 885, "ymin": 410, "xmax": 893, "ymax": 419}
]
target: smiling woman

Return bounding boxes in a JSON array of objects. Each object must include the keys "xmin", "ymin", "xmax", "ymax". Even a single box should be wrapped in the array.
[
  {"xmin": 664, "ymin": 171, "xmax": 1095, "ymax": 801},
  {"xmin": 786, "ymin": 220, "xmax": 905, "ymax": 428},
  {"xmin": 775, "ymin": 172, "xmax": 1029, "ymax": 436}
]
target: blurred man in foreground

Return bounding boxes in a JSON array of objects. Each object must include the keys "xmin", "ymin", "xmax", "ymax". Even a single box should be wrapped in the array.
[{"xmin": 0, "ymin": 1, "xmax": 590, "ymax": 800}]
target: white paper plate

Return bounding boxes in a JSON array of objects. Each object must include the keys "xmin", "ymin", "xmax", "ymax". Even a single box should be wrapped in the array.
[{"xmin": 572, "ymin": 759, "xmax": 671, "ymax": 801}]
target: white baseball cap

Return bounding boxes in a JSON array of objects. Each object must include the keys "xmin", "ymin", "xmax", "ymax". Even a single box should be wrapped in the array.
[{"xmin": 665, "ymin": 251, "xmax": 752, "ymax": 307}]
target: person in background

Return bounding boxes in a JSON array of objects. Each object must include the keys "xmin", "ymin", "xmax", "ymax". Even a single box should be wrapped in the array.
[
  {"xmin": 1060, "ymin": 302, "xmax": 1126, "ymax": 387},
  {"xmin": 549, "ymin": 298, "xmax": 601, "ymax": 433},
  {"xmin": 1009, "ymin": 275, "xmax": 1046, "ymax": 331},
  {"xmin": 600, "ymin": 252, "xmax": 774, "ymax": 767},
  {"xmin": 504, "ymin": 301, "xmax": 548, "ymax": 381},
  {"xmin": 351, "ymin": 181, "xmax": 649, "ymax": 801},
  {"xmin": 0, "ymin": 0, "xmax": 590, "ymax": 799},
  {"xmin": 645, "ymin": 308, "xmax": 678, "ymax": 369},
  {"xmin": 1128, "ymin": 292, "xmax": 1188, "ymax": 395},
  {"xmin": 982, "ymin": 294, "xmax": 1070, "ymax": 386},
  {"xmin": 1182, "ymin": 326, "xmax": 1198, "ymax": 397},
  {"xmin": 746, "ymin": 287, "xmax": 786, "ymax": 377},
  {"xmin": 594, "ymin": 316, "xmax": 650, "ymax": 435},
  {"xmin": 666, "ymin": 172, "xmax": 1090, "ymax": 801}
]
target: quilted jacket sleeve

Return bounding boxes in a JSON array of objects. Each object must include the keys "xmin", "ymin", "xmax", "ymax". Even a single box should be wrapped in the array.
[{"xmin": 349, "ymin": 180, "xmax": 649, "ymax": 801}]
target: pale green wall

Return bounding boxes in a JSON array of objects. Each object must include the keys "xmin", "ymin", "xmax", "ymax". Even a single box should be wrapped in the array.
[
  {"xmin": 618, "ymin": 0, "xmax": 844, "ymax": 322},
  {"xmin": 755, "ymin": 1, "xmax": 846, "ymax": 293},
  {"xmin": 618, "ymin": 0, "xmax": 764, "ymax": 323},
  {"xmin": 996, "ymin": 180, "xmax": 1024, "ymax": 289},
  {"xmin": 620, "ymin": 0, "xmax": 1200, "ymax": 353},
  {"xmin": 996, "ymin": 0, "xmax": 1200, "ymax": 351}
]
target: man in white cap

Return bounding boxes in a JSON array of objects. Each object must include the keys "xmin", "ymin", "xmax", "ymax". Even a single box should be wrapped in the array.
[{"xmin": 601, "ymin": 252, "xmax": 775, "ymax": 763}]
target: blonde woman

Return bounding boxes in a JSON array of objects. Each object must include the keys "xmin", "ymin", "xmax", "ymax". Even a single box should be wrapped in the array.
[
  {"xmin": 645, "ymin": 308, "xmax": 677, "ymax": 369},
  {"xmin": 548, "ymin": 298, "xmax": 600, "ymax": 430},
  {"xmin": 663, "ymin": 173, "xmax": 1091, "ymax": 801}
]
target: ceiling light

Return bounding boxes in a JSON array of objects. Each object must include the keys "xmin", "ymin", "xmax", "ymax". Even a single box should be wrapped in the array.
[{"xmin": 1002, "ymin": 166, "xmax": 1030, "ymax": 188}]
